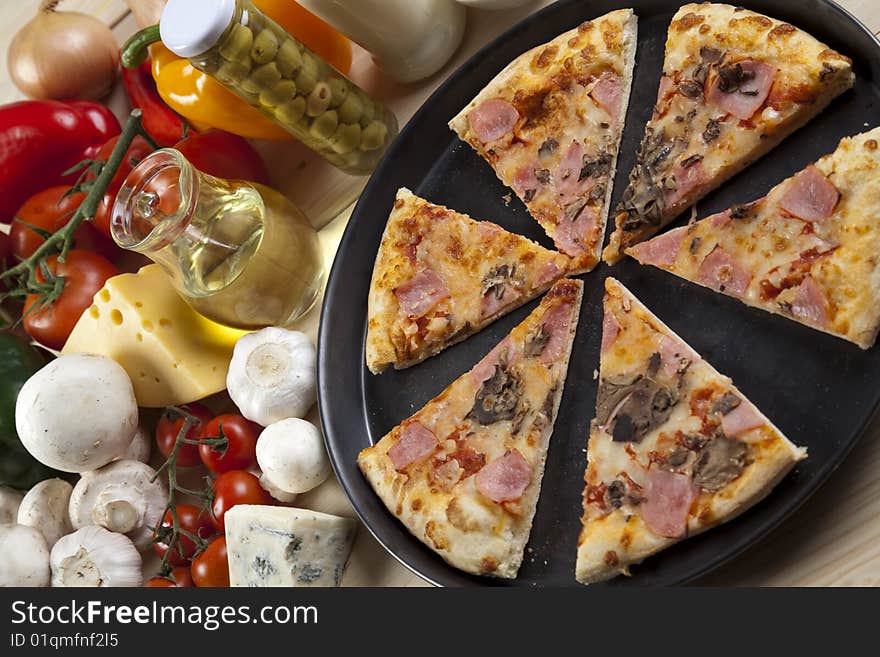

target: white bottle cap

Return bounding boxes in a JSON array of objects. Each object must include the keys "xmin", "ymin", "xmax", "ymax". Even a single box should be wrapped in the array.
[{"xmin": 160, "ymin": 0, "xmax": 236, "ymax": 58}]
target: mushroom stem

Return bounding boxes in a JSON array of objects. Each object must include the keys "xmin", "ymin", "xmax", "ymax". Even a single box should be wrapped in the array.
[{"xmin": 93, "ymin": 499, "xmax": 140, "ymax": 534}]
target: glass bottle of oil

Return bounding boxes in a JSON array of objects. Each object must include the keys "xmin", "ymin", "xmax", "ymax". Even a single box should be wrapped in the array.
[{"xmin": 111, "ymin": 148, "xmax": 323, "ymax": 330}]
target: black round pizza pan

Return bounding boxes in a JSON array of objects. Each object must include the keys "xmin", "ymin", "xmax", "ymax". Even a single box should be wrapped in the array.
[{"xmin": 318, "ymin": 0, "xmax": 880, "ymax": 587}]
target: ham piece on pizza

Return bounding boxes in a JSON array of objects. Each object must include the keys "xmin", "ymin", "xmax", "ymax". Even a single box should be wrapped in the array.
[
  {"xmin": 449, "ymin": 9, "xmax": 637, "ymax": 272},
  {"xmin": 366, "ymin": 188, "xmax": 571, "ymax": 374},
  {"xmin": 575, "ymin": 278, "xmax": 805, "ymax": 584},
  {"xmin": 603, "ymin": 3, "xmax": 854, "ymax": 263},
  {"xmin": 360, "ymin": 279, "xmax": 583, "ymax": 578},
  {"xmin": 629, "ymin": 127, "xmax": 880, "ymax": 349}
]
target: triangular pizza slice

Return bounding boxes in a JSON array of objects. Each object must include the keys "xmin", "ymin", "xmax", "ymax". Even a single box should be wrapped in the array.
[
  {"xmin": 360, "ymin": 278, "xmax": 583, "ymax": 578},
  {"xmin": 628, "ymin": 127, "xmax": 880, "ymax": 349},
  {"xmin": 575, "ymin": 278, "xmax": 805, "ymax": 584},
  {"xmin": 366, "ymin": 188, "xmax": 571, "ymax": 374},
  {"xmin": 449, "ymin": 9, "xmax": 637, "ymax": 272},
  {"xmin": 603, "ymin": 3, "xmax": 854, "ymax": 263}
]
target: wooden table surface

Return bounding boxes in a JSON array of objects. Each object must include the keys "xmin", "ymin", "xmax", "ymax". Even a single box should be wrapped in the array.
[{"xmin": 3, "ymin": 0, "xmax": 879, "ymax": 587}]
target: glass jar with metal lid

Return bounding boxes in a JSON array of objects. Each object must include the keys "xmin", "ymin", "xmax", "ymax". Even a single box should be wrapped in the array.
[{"xmin": 159, "ymin": 0, "xmax": 398, "ymax": 175}]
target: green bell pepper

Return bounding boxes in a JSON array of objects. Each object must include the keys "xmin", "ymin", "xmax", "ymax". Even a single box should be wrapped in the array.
[{"xmin": 0, "ymin": 332, "xmax": 60, "ymax": 489}]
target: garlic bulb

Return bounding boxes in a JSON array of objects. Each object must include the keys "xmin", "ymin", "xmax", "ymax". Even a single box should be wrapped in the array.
[
  {"xmin": 68, "ymin": 460, "xmax": 167, "ymax": 550},
  {"xmin": 227, "ymin": 328, "xmax": 317, "ymax": 426},
  {"xmin": 51, "ymin": 526, "xmax": 142, "ymax": 587},
  {"xmin": 17, "ymin": 478, "xmax": 73, "ymax": 547}
]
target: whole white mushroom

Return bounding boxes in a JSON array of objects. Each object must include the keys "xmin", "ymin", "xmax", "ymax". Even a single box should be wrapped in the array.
[
  {"xmin": 68, "ymin": 460, "xmax": 167, "ymax": 550},
  {"xmin": 226, "ymin": 328, "xmax": 317, "ymax": 426},
  {"xmin": 0, "ymin": 486, "xmax": 24, "ymax": 524},
  {"xmin": 118, "ymin": 423, "xmax": 151, "ymax": 464},
  {"xmin": 0, "ymin": 524, "xmax": 50, "ymax": 587},
  {"xmin": 17, "ymin": 478, "xmax": 73, "ymax": 547},
  {"xmin": 15, "ymin": 354, "xmax": 139, "ymax": 473},
  {"xmin": 256, "ymin": 418, "xmax": 330, "ymax": 495}
]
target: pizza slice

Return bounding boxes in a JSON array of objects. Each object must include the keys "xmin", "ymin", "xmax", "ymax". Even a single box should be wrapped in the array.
[
  {"xmin": 360, "ymin": 278, "xmax": 583, "ymax": 578},
  {"xmin": 366, "ymin": 188, "xmax": 571, "ymax": 374},
  {"xmin": 628, "ymin": 127, "xmax": 880, "ymax": 349},
  {"xmin": 603, "ymin": 3, "xmax": 854, "ymax": 263},
  {"xmin": 575, "ymin": 278, "xmax": 805, "ymax": 585},
  {"xmin": 449, "ymin": 9, "xmax": 637, "ymax": 272}
]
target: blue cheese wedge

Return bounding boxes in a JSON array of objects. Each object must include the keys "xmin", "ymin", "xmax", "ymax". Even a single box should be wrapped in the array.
[{"xmin": 225, "ymin": 505, "xmax": 357, "ymax": 587}]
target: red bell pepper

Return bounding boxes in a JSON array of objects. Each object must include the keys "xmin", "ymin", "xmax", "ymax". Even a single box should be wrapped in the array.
[
  {"xmin": 121, "ymin": 59, "xmax": 188, "ymax": 148},
  {"xmin": 0, "ymin": 100, "xmax": 121, "ymax": 224}
]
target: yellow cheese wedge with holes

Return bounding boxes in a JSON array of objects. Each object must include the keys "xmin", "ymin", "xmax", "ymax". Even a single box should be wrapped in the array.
[{"xmin": 62, "ymin": 264, "xmax": 248, "ymax": 407}]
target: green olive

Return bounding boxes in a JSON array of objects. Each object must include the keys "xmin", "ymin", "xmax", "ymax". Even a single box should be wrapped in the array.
[
  {"xmin": 249, "ymin": 62, "xmax": 282, "ymax": 89},
  {"xmin": 260, "ymin": 79, "xmax": 297, "ymax": 107},
  {"xmin": 219, "ymin": 23, "xmax": 254, "ymax": 62},
  {"xmin": 306, "ymin": 82, "xmax": 332, "ymax": 117},
  {"xmin": 309, "ymin": 110, "xmax": 339, "ymax": 141},
  {"xmin": 329, "ymin": 122, "xmax": 362, "ymax": 154},
  {"xmin": 327, "ymin": 78, "xmax": 349, "ymax": 109},
  {"xmin": 359, "ymin": 99, "xmax": 376, "ymax": 127},
  {"xmin": 337, "ymin": 92, "xmax": 364, "ymax": 124},
  {"xmin": 294, "ymin": 67, "xmax": 317, "ymax": 95},
  {"xmin": 360, "ymin": 120, "xmax": 388, "ymax": 151},
  {"xmin": 276, "ymin": 40, "xmax": 303, "ymax": 78},
  {"xmin": 275, "ymin": 96, "xmax": 307, "ymax": 125},
  {"xmin": 250, "ymin": 29, "xmax": 279, "ymax": 64},
  {"xmin": 216, "ymin": 60, "xmax": 251, "ymax": 86}
]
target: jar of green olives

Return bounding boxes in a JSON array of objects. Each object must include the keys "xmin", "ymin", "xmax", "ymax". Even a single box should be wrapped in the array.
[{"xmin": 159, "ymin": 0, "xmax": 398, "ymax": 175}]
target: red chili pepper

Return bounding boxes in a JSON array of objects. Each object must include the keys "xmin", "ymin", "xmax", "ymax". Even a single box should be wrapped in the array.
[
  {"xmin": 0, "ymin": 100, "xmax": 121, "ymax": 224},
  {"xmin": 121, "ymin": 59, "xmax": 188, "ymax": 148}
]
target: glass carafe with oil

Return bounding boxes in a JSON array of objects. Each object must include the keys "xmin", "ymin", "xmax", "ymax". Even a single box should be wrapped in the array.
[{"xmin": 111, "ymin": 148, "xmax": 323, "ymax": 330}]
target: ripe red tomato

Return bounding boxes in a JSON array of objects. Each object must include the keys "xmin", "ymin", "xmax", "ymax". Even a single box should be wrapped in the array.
[
  {"xmin": 175, "ymin": 130, "xmax": 270, "ymax": 186},
  {"xmin": 144, "ymin": 566, "xmax": 194, "ymax": 587},
  {"xmin": 91, "ymin": 135, "xmax": 155, "ymax": 239},
  {"xmin": 199, "ymin": 414, "xmax": 260, "ymax": 474},
  {"xmin": 211, "ymin": 470, "xmax": 272, "ymax": 531},
  {"xmin": 190, "ymin": 536, "xmax": 229, "ymax": 587},
  {"xmin": 155, "ymin": 403, "xmax": 213, "ymax": 467},
  {"xmin": 153, "ymin": 504, "xmax": 216, "ymax": 566},
  {"xmin": 22, "ymin": 250, "xmax": 118, "ymax": 350},
  {"xmin": 10, "ymin": 186, "xmax": 116, "ymax": 261}
]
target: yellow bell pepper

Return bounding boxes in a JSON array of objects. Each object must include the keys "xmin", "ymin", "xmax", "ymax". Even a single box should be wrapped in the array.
[{"xmin": 147, "ymin": 0, "xmax": 353, "ymax": 141}]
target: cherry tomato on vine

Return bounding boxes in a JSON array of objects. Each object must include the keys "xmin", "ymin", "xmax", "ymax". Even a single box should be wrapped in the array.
[
  {"xmin": 22, "ymin": 250, "xmax": 118, "ymax": 350},
  {"xmin": 191, "ymin": 536, "xmax": 229, "ymax": 587},
  {"xmin": 10, "ymin": 186, "xmax": 116, "ymax": 261},
  {"xmin": 199, "ymin": 414, "xmax": 260, "ymax": 474},
  {"xmin": 144, "ymin": 566, "xmax": 194, "ymax": 587},
  {"xmin": 155, "ymin": 403, "xmax": 213, "ymax": 467},
  {"xmin": 152, "ymin": 504, "xmax": 216, "ymax": 566},
  {"xmin": 210, "ymin": 470, "xmax": 272, "ymax": 531}
]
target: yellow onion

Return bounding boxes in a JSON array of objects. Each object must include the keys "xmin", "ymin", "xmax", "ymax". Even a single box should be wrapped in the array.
[{"xmin": 7, "ymin": 0, "xmax": 119, "ymax": 100}]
